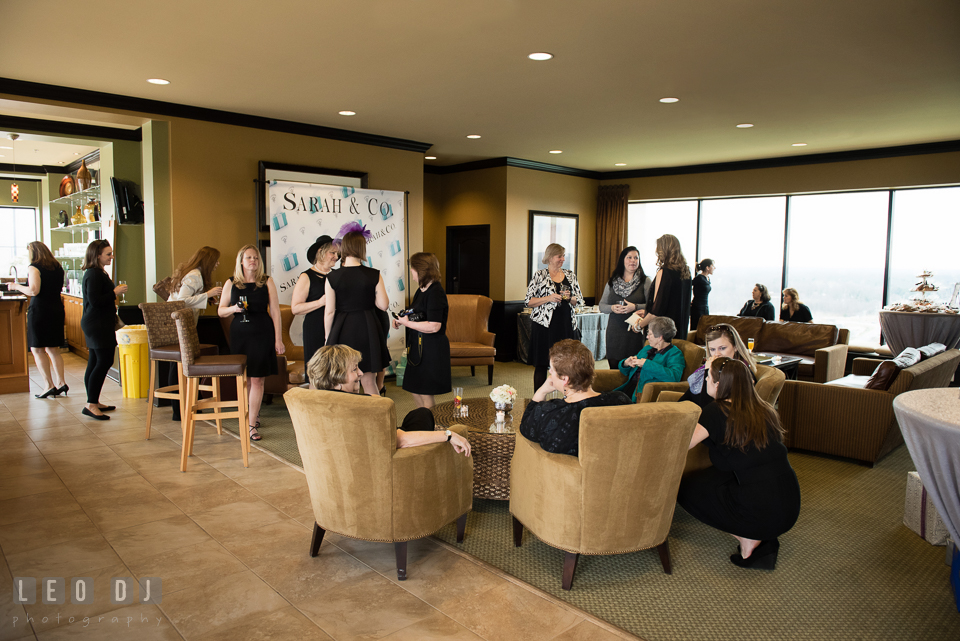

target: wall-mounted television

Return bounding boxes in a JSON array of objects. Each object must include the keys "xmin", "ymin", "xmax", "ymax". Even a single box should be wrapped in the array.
[{"xmin": 110, "ymin": 177, "xmax": 144, "ymax": 224}]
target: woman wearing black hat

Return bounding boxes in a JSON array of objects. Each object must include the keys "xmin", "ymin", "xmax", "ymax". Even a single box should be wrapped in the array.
[{"xmin": 291, "ymin": 235, "xmax": 339, "ymax": 387}]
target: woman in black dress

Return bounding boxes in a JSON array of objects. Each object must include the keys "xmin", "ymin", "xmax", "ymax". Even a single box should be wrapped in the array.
[
  {"xmin": 520, "ymin": 339, "xmax": 630, "ymax": 457},
  {"xmin": 291, "ymin": 235, "xmax": 338, "ymax": 387},
  {"xmin": 780, "ymin": 288, "xmax": 813, "ymax": 323},
  {"xmin": 628, "ymin": 234, "xmax": 691, "ymax": 336},
  {"xmin": 690, "ymin": 258, "xmax": 715, "ymax": 331},
  {"xmin": 79, "ymin": 240, "xmax": 127, "ymax": 420},
  {"xmin": 598, "ymin": 246, "xmax": 652, "ymax": 370},
  {"xmin": 324, "ymin": 230, "xmax": 390, "ymax": 396},
  {"xmin": 738, "ymin": 284, "xmax": 776, "ymax": 321},
  {"xmin": 10, "ymin": 242, "xmax": 67, "ymax": 399},
  {"xmin": 524, "ymin": 243, "xmax": 584, "ymax": 391},
  {"xmin": 218, "ymin": 245, "xmax": 283, "ymax": 441},
  {"xmin": 392, "ymin": 252, "xmax": 451, "ymax": 408},
  {"xmin": 677, "ymin": 358, "xmax": 801, "ymax": 570}
]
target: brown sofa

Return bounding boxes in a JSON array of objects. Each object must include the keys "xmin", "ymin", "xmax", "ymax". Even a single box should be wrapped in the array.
[
  {"xmin": 285, "ymin": 388, "xmax": 473, "ymax": 580},
  {"xmin": 689, "ymin": 315, "xmax": 849, "ymax": 383},
  {"xmin": 593, "ymin": 339, "xmax": 704, "ymax": 398},
  {"xmin": 509, "ymin": 401, "xmax": 701, "ymax": 590},
  {"xmin": 447, "ymin": 294, "xmax": 496, "ymax": 385},
  {"xmin": 777, "ymin": 349, "xmax": 960, "ymax": 465}
]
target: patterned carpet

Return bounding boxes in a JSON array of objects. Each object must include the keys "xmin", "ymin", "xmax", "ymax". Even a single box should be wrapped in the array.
[{"xmin": 206, "ymin": 362, "xmax": 960, "ymax": 641}]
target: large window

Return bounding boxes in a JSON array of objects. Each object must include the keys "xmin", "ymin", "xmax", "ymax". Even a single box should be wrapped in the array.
[
  {"xmin": 0, "ymin": 207, "xmax": 38, "ymax": 275},
  {"xmin": 626, "ymin": 201, "xmax": 697, "ymax": 282},
  {"xmin": 699, "ymin": 197, "xmax": 786, "ymax": 317},
  {"xmin": 888, "ymin": 187, "xmax": 960, "ymax": 308},
  {"xmin": 787, "ymin": 191, "xmax": 889, "ymax": 345}
]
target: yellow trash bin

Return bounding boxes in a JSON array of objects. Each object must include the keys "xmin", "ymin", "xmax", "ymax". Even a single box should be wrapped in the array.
[{"xmin": 116, "ymin": 324, "xmax": 150, "ymax": 399}]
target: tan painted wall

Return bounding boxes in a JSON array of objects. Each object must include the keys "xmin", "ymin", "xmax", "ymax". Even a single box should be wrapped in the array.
[
  {"xmin": 505, "ymin": 168, "xmax": 599, "ymax": 300},
  {"xmin": 605, "ymin": 151, "xmax": 960, "ymax": 200},
  {"xmin": 0, "ymin": 178, "xmax": 40, "ymax": 208}
]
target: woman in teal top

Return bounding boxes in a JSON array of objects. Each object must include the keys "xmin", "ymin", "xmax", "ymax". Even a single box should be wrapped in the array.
[{"xmin": 615, "ymin": 316, "xmax": 685, "ymax": 402}]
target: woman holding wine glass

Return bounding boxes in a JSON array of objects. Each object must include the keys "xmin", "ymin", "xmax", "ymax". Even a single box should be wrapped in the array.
[{"xmin": 219, "ymin": 245, "xmax": 284, "ymax": 441}]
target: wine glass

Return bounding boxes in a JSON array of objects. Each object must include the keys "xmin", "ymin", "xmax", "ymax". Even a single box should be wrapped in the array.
[
  {"xmin": 239, "ymin": 295, "xmax": 250, "ymax": 323},
  {"xmin": 560, "ymin": 284, "xmax": 571, "ymax": 301},
  {"xmin": 119, "ymin": 280, "xmax": 127, "ymax": 304}
]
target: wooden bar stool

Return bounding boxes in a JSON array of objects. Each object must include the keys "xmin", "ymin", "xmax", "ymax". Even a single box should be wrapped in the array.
[
  {"xmin": 171, "ymin": 308, "xmax": 249, "ymax": 472},
  {"xmin": 139, "ymin": 301, "xmax": 219, "ymax": 440}
]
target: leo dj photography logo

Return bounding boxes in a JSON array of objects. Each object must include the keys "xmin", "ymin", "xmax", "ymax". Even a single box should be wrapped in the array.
[{"xmin": 12, "ymin": 576, "xmax": 162, "ymax": 605}]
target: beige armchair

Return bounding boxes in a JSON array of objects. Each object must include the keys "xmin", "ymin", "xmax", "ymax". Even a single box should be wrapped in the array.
[
  {"xmin": 284, "ymin": 388, "xmax": 473, "ymax": 580},
  {"xmin": 643, "ymin": 362, "xmax": 786, "ymax": 406},
  {"xmin": 447, "ymin": 294, "xmax": 496, "ymax": 385},
  {"xmin": 509, "ymin": 402, "xmax": 700, "ymax": 590},
  {"xmin": 593, "ymin": 339, "xmax": 705, "ymax": 400}
]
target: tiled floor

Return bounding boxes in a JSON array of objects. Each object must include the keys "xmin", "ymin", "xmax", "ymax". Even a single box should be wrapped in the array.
[{"xmin": 1, "ymin": 354, "xmax": 636, "ymax": 641}]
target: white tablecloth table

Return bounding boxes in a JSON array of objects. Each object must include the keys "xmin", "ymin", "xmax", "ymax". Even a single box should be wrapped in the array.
[
  {"xmin": 893, "ymin": 388, "xmax": 960, "ymax": 547},
  {"xmin": 879, "ymin": 310, "xmax": 960, "ymax": 355}
]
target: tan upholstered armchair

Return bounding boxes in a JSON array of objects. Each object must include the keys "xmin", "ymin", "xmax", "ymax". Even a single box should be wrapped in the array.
[
  {"xmin": 447, "ymin": 294, "xmax": 496, "ymax": 385},
  {"xmin": 777, "ymin": 349, "xmax": 960, "ymax": 466},
  {"xmin": 509, "ymin": 402, "xmax": 700, "ymax": 590},
  {"xmin": 593, "ymin": 339, "xmax": 705, "ymax": 400},
  {"xmin": 284, "ymin": 388, "xmax": 473, "ymax": 580}
]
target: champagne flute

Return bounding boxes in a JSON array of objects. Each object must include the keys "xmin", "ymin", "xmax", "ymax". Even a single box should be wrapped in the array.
[
  {"xmin": 213, "ymin": 281, "xmax": 222, "ymax": 305},
  {"xmin": 747, "ymin": 337, "xmax": 755, "ymax": 352},
  {"xmin": 239, "ymin": 295, "xmax": 250, "ymax": 323},
  {"xmin": 119, "ymin": 280, "xmax": 127, "ymax": 304}
]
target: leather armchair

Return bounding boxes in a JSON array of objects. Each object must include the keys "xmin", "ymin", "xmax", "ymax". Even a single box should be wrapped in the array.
[
  {"xmin": 284, "ymin": 388, "xmax": 473, "ymax": 580},
  {"xmin": 509, "ymin": 401, "xmax": 700, "ymax": 590},
  {"xmin": 447, "ymin": 294, "xmax": 496, "ymax": 385}
]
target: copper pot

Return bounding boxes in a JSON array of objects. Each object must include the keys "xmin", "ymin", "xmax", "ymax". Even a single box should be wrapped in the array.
[
  {"xmin": 76, "ymin": 159, "xmax": 92, "ymax": 191},
  {"xmin": 59, "ymin": 175, "xmax": 76, "ymax": 197}
]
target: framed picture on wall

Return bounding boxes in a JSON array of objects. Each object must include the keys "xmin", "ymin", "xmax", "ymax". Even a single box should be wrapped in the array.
[{"xmin": 528, "ymin": 211, "xmax": 579, "ymax": 282}]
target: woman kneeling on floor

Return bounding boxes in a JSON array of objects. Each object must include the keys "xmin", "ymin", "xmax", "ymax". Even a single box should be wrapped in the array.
[
  {"xmin": 308, "ymin": 345, "xmax": 471, "ymax": 455},
  {"xmin": 677, "ymin": 357, "xmax": 801, "ymax": 570}
]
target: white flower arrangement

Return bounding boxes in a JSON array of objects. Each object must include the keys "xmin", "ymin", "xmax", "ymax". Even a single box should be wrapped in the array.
[{"xmin": 490, "ymin": 384, "xmax": 517, "ymax": 404}]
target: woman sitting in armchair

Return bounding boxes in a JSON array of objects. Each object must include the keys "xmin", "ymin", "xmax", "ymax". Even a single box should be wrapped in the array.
[
  {"xmin": 615, "ymin": 316, "xmax": 685, "ymax": 403},
  {"xmin": 308, "ymin": 345, "xmax": 471, "ymax": 455},
  {"xmin": 680, "ymin": 323, "xmax": 757, "ymax": 409},
  {"xmin": 520, "ymin": 339, "xmax": 630, "ymax": 457}
]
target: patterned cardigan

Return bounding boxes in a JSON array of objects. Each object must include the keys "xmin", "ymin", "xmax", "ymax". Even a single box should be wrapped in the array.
[{"xmin": 524, "ymin": 269, "xmax": 584, "ymax": 330}]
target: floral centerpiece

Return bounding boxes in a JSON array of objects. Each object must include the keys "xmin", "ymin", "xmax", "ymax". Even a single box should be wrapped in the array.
[{"xmin": 490, "ymin": 384, "xmax": 517, "ymax": 412}]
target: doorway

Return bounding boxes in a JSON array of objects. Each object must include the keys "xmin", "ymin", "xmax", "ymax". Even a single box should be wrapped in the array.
[{"xmin": 446, "ymin": 225, "xmax": 490, "ymax": 296}]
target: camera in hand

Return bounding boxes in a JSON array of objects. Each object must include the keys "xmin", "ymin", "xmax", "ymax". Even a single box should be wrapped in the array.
[{"xmin": 392, "ymin": 308, "xmax": 426, "ymax": 323}]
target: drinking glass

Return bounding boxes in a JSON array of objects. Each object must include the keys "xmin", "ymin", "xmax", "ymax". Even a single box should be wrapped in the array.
[
  {"xmin": 239, "ymin": 295, "xmax": 250, "ymax": 323},
  {"xmin": 453, "ymin": 387, "xmax": 463, "ymax": 406},
  {"xmin": 213, "ymin": 281, "xmax": 222, "ymax": 305},
  {"xmin": 560, "ymin": 284, "xmax": 571, "ymax": 301},
  {"xmin": 747, "ymin": 337, "xmax": 755, "ymax": 352},
  {"xmin": 119, "ymin": 281, "xmax": 127, "ymax": 304}
]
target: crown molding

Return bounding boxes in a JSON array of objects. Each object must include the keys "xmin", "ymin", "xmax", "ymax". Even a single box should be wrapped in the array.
[
  {"xmin": 425, "ymin": 157, "xmax": 602, "ymax": 179},
  {"xmin": 0, "ymin": 77, "xmax": 432, "ymax": 153},
  {"xmin": 0, "ymin": 163, "xmax": 46, "ymax": 176},
  {"xmin": 0, "ymin": 114, "xmax": 141, "ymax": 142}
]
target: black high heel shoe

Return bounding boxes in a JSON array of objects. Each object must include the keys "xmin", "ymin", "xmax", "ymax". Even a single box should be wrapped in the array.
[
  {"xmin": 730, "ymin": 539, "xmax": 779, "ymax": 570},
  {"xmin": 81, "ymin": 407, "xmax": 110, "ymax": 421},
  {"xmin": 35, "ymin": 388, "xmax": 60, "ymax": 399},
  {"xmin": 57, "ymin": 384, "xmax": 69, "ymax": 396}
]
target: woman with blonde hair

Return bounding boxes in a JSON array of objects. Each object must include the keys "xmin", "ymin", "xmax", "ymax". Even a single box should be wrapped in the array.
[
  {"xmin": 9, "ymin": 242, "xmax": 67, "ymax": 399},
  {"xmin": 628, "ymin": 234, "xmax": 692, "ymax": 335},
  {"xmin": 679, "ymin": 323, "xmax": 757, "ymax": 409},
  {"xmin": 525, "ymin": 243, "xmax": 584, "ymax": 390},
  {"xmin": 218, "ymin": 245, "xmax": 283, "ymax": 441},
  {"xmin": 780, "ymin": 288, "xmax": 813, "ymax": 323}
]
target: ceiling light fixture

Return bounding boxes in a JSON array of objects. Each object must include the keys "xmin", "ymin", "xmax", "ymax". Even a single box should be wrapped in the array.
[
  {"xmin": 528, "ymin": 52, "xmax": 553, "ymax": 61},
  {"xmin": 338, "ymin": 110, "xmax": 356, "ymax": 116},
  {"xmin": 659, "ymin": 97, "xmax": 679, "ymax": 103},
  {"xmin": 792, "ymin": 142, "xmax": 808, "ymax": 147},
  {"xmin": 615, "ymin": 163, "xmax": 626, "ymax": 167},
  {"xmin": 549, "ymin": 150, "xmax": 562, "ymax": 154},
  {"xmin": 736, "ymin": 123, "xmax": 754, "ymax": 128},
  {"xmin": 74, "ymin": 152, "xmax": 81, "ymax": 155},
  {"xmin": 425, "ymin": 156, "xmax": 437, "ymax": 160},
  {"xmin": 466, "ymin": 134, "xmax": 481, "ymax": 139},
  {"xmin": 0, "ymin": 146, "xmax": 12, "ymax": 150},
  {"xmin": 8, "ymin": 134, "xmax": 18, "ymax": 203},
  {"xmin": 147, "ymin": 78, "xmax": 170, "ymax": 85}
]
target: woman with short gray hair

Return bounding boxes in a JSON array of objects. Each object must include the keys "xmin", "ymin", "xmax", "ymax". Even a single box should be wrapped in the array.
[{"xmin": 614, "ymin": 316, "xmax": 685, "ymax": 402}]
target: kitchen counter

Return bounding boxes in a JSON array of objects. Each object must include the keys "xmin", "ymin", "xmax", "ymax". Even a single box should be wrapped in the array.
[{"xmin": 0, "ymin": 297, "xmax": 29, "ymax": 393}]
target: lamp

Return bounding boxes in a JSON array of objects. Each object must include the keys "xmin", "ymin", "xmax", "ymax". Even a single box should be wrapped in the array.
[{"xmin": 8, "ymin": 134, "xmax": 18, "ymax": 203}]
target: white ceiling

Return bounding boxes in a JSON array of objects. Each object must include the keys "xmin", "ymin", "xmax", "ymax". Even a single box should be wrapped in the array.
[{"xmin": 3, "ymin": 0, "xmax": 959, "ymax": 172}]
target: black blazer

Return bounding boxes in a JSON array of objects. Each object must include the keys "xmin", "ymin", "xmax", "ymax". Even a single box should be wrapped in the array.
[
  {"xmin": 738, "ymin": 300, "xmax": 775, "ymax": 321},
  {"xmin": 81, "ymin": 268, "xmax": 118, "ymax": 349}
]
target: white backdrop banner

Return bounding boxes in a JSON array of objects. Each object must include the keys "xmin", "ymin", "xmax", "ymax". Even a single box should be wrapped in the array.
[{"xmin": 268, "ymin": 180, "xmax": 407, "ymax": 365}]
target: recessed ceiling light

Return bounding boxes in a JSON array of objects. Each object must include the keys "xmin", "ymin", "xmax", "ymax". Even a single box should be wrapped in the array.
[
  {"xmin": 615, "ymin": 163, "xmax": 626, "ymax": 167},
  {"xmin": 792, "ymin": 142, "xmax": 808, "ymax": 147},
  {"xmin": 425, "ymin": 156, "xmax": 436, "ymax": 160},
  {"xmin": 736, "ymin": 123, "xmax": 754, "ymax": 128},
  {"xmin": 338, "ymin": 110, "xmax": 356, "ymax": 116},
  {"xmin": 528, "ymin": 52, "xmax": 553, "ymax": 61},
  {"xmin": 147, "ymin": 78, "xmax": 170, "ymax": 85},
  {"xmin": 0, "ymin": 146, "xmax": 12, "ymax": 149},
  {"xmin": 659, "ymin": 97, "xmax": 679, "ymax": 103},
  {"xmin": 549, "ymin": 150, "xmax": 562, "ymax": 154},
  {"xmin": 74, "ymin": 152, "xmax": 81, "ymax": 155},
  {"xmin": 466, "ymin": 134, "xmax": 481, "ymax": 139}
]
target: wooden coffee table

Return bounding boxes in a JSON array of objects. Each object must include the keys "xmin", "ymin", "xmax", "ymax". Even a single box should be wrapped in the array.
[{"xmin": 432, "ymin": 397, "xmax": 529, "ymax": 500}]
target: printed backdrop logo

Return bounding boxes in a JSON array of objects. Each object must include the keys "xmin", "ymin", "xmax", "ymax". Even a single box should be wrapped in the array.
[{"xmin": 268, "ymin": 181, "xmax": 407, "ymax": 366}]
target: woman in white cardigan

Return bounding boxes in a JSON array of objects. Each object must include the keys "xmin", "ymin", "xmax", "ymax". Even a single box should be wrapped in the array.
[
  {"xmin": 524, "ymin": 243, "xmax": 584, "ymax": 390},
  {"xmin": 167, "ymin": 246, "xmax": 222, "ymax": 420}
]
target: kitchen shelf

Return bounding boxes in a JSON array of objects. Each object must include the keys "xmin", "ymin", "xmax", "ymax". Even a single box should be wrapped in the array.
[{"xmin": 51, "ymin": 185, "xmax": 100, "ymax": 207}]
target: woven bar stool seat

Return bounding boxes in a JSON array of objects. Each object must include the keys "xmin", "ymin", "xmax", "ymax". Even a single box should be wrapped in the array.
[
  {"xmin": 140, "ymin": 301, "xmax": 220, "ymax": 440},
  {"xmin": 172, "ymin": 308, "xmax": 250, "ymax": 472}
]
